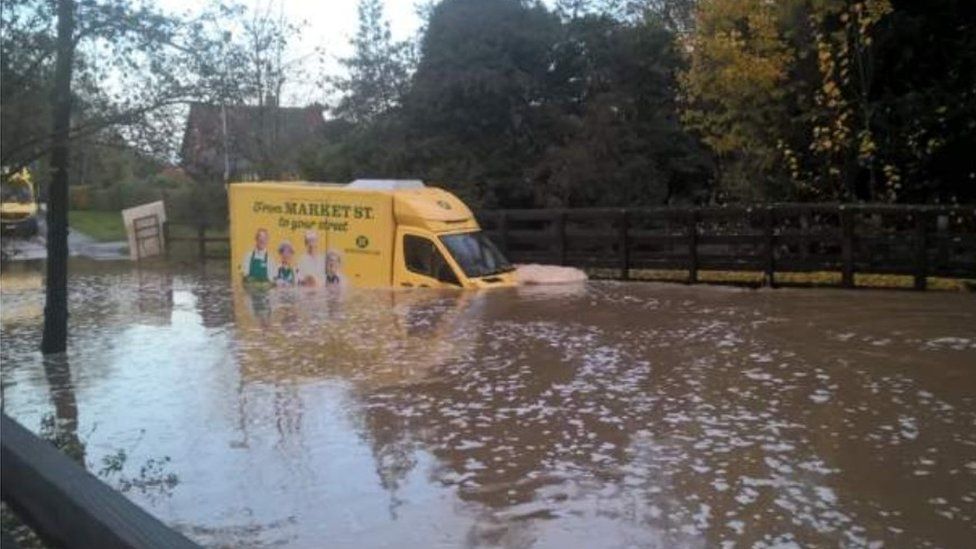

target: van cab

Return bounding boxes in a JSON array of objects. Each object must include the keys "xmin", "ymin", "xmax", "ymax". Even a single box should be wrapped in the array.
[
  {"xmin": 228, "ymin": 180, "xmax": 517, "ymax": 289},
  {"xmin": 1, "ymin": 168, "xmax": 39, "ymax": 237}
]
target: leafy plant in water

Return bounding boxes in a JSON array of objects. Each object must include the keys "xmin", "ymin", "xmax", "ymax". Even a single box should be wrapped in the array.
[{"xmin": 38, "ymin": 414, "xmax": 180, "ymax": 498}]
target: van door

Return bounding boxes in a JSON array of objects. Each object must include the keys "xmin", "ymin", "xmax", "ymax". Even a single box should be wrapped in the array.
[{"xmin": 394, "ymin": 229, "xmax": 463, "ymax": 289}]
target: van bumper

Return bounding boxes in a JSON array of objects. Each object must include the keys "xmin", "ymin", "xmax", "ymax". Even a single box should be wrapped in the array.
[
  {"xmin": 1, "ymin": 217, "xmax": 39, "ymax": 237},
  {"xmin": 466, "ymin": 271, "xmax": 519, "ymax": 289}
]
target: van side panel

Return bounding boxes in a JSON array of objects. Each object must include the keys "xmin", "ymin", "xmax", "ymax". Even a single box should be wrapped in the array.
[
  {"xmin": 229, "ymin": 184, "xmax": 394, "ymax": 287},
  {"xmin": 326, "ymin": 190, "xmax": 394, "ymax": 287}
]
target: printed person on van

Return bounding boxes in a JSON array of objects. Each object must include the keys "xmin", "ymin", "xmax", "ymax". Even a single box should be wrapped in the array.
[
  {"xmin": 297, "ymin": 230, "xmax": 326, "ymax": 286},
  {"xmin": 275, "ymin": 241, "xmax": 298, "ymax": 286},
  {"xmin": 325, "ymin": 250, "xmax": 342, "ymax": 285},
  {"xmin": 242, "ymin": 228, "xmax": 275, "ymax": 283}
]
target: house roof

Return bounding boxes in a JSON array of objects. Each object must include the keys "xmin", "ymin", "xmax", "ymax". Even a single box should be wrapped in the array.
[{"xmin": 180, "ymin": 102, "xmax": 325, "ymax": 181}]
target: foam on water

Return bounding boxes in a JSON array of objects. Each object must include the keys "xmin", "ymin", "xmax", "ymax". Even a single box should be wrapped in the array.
[
  {"xmin": 514, "ymin": 264, "xmax": 588, "ymax": 285},
  {"xmin": 1, "ymin": 261, "xmax": 975, "ymax": 548}
]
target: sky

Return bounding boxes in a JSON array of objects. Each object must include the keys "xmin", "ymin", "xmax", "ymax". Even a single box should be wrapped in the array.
[{"xmin": 155, "ymin": 0, "xmax": 425, "ymax": 107}]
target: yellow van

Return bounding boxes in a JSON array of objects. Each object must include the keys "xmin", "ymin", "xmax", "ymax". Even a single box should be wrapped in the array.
[
  {"xmin": 1, "ymin": 168, "xmax": 39, "ymax": 237},
  {"xmin": 228, "ymin": 180, "xmax": 517, "ymax": 289}
]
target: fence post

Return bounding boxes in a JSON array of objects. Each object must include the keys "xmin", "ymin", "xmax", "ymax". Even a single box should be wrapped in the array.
[
  {"xmin": 197, "ymin": 224, "xmax": 206, "ymax": 260},
  {"xmin": 618, "ymin": 209, "xmax": 630, "ymax": 280},
  {"xmin": 763, "ymin": 206, "xmax": 775, "ymax": 287},
  {"xmin": 162, "ymin": 221, "xmax": 170, "ymax": 260},
  {"xmin": 935, "ymin": 213, "xmax": 949, "ymax": 271},
  {"xmin": 498, "ymin": 211, "xmax": 509, "ymax": 256},
  {"xmin": 841, "ymin": 207, "xmax": 855, "ymax": 288},
  {"xmin": 687, "ymin": 209, "xmax": 699, "ymax": 284},
  {"xmin": 800, "ymin": 208, "xmax": 810, "ymax": 263},
  {"xmin": 914, "ymin": 209, "xmax": 929, "ymax": 291},
  {"xmin": 554, "ymin": 211, "xmax": 567, "ymax": 265}
]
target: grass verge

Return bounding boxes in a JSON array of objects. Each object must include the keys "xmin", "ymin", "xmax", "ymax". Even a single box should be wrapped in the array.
[
  {"xmin": 68, "ymin": 210, "xmax": 126, "ymax": 242},
  {"xmin": 587, "ymin": 268, "xmax": 974, "ymax": 291}
]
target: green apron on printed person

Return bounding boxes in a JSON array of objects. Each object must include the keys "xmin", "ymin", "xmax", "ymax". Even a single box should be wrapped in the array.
[
  {"xmin": 247, "ymin": 251, "xmax": 269, "ymax": 282},
  {"xmin": 276, "ymin": 265, "xmax": 296, "ymax": 285}
]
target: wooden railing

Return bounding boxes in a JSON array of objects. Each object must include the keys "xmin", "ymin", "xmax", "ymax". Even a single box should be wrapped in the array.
[
  {"xmin": 0, "ymin": 414, "xmax": 199, "ymax": 548},
  {"xmin": 477, "ymin": 204, "xmax": 976, "ymax": 289},
  {"xmin": 162, "ymin": 222, "xmax": 229, "ymax": 260},
  {"xmin": 159, "ymin": 204, "xmax": 976, "ymax": 289}
]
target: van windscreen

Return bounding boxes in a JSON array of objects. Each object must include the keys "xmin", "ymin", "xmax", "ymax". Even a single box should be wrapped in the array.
[
  {"xmin": 439, "ymin": 231, "xmax": 513, "ymax": 278},
  {"xmin": 1, "ymin": 185, "xmax": 32, "ymax": 203}
]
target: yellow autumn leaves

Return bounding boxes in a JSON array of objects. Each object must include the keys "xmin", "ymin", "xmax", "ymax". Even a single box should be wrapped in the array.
[{"xmin": 679, "ymin": 0, "xmax": 894, "ymax": 200}]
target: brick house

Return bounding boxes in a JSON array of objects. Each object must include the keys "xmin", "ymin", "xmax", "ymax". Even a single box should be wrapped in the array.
[{"xmin": 180, "ymin": 102, "xmax": 325, "ymax": 183}]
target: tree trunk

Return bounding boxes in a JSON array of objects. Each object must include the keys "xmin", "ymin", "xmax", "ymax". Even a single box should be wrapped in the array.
[
  {"xmin": 43, "ymin": 355, "xmax": 85, "ymax": 463},
  {"xmin": 41, "ymin": 0, "xmax": 76, "ymax": 355}
]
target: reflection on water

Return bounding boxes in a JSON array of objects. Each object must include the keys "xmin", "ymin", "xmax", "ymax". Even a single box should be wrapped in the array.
[{"xmin": 2, "ymin": 260, "xmax": 976, "ymax": 548}]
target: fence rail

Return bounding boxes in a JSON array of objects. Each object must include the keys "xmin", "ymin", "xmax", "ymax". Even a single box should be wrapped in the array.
[
  {"xmin": 477, "ymin": 204, "xmax": 976, "ymax": 289},
  {"xmin": 162, "ymin": 223, "xmax": 229, "ymax": 260},
  {"xmin": 164, "ymin": 204, "xmax": 976, "ymax": 289},
  {"xmin": 0, "ymin": 413, "xmax": 199, "ymax": 548}
]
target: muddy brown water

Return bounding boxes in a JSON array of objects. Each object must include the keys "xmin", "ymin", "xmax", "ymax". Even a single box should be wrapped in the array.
[{"xmin": 1, "ymin": 260, "xmax": 975, "ymax": 548}]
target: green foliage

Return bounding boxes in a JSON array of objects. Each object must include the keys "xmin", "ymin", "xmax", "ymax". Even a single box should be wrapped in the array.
[
  {"xmin": 71, "ymin": 168, "xmax": 226, "ymax": 229},
  {"xmin": 167, "ymin": 183, "xmax": 228, "ymax": 227},
  {"xmin": 865, "ymin": 0, "xmax": 976, "ymax": 204},
  {"xmin": 303, "ymin": 0, "xmax": 712, "ymax": 208},
  {"xmin": 680, "ymin": 0, "xmax": 976, "ymax": 204},
  {"xmin": 679, "ymin": 0, "xmax": 811, "ymax": 202},
  {"xmin": 97, "ymin": 450, "xmax": 179, "ymax": 496},
  {"xmin": 38, "ymin": 412, "xmax": 181, "ymax": 498},
  {"xmin": 308, "ymin": 0, "xmax": 976, "ymax": 206},
  {"xmin": 406, "ymin": 0, "xmax": 563, "ymax": 206},
  {"xmin": 531, "ymin": 15, "xmax": 712, "ymax": 206},
  {"xmin": 1, "ymin": 0, "xmax": 282, "ymax": 191},
  {"xmin": 38, "ymin": 413, "xmax": 86, "ymax": 464},
  {"xmin": 4, "ymin": 0, "xmax": 971, "ymax": 209},
  {"xmin": 331, "ymin": 0, "xmax": 413, "ymax": 123}
]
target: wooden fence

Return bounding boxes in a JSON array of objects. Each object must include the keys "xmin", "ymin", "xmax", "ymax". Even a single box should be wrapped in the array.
[
  {"xmin": 477, "ymin": 204, "xmax": 976, "ymax": 289},
  {"xmin": 1, "ymin": 413, "xmax": 199, "ymax": 548},
  {"xmin": 163, "ymin": 204, "xmax": 976, "ymax": 289},
  {"xmin": 162, "ymin": 223, "xmax": 229, "ymax": 260}
]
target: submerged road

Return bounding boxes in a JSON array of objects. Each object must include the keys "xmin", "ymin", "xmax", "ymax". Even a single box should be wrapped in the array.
[
  {"xmin": 1, "ymin": 211, "xmax": 128, "ymax": 261},
  {"xmin": 1, "ymin": 262, "xmax": 974, "ymax": 548}
]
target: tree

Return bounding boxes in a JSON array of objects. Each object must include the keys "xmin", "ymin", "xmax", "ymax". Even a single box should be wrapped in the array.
[
  {"xmin": 859, "ymin": 0, "xmax": 976, "ymax": 203},
  {"xmin": 302, "ymin": 0, "xmax": 710, "ymax": 208},
  {"xmin": 402, "ymin": 0, "xmax": 562, "ymax": 206},
  {"xmin": 681, "ymin": 0, "xmax": 975, "ymax": 204},
  {"xmin": 802, "ymin": 0, "xmax": 892, "ymax": 201},
  {"xmin": 40, "ymin": 0, "xmax": 76, "ymax": 354},
  {"xmin": 0, "ymin": 0, "xmax": 264, "ymax": 177},
  {"xmin": 556, "ymin": 0, "xmax": 698, "ymax": 31},
  {"xmin": 7, "ymin": 0, "xmax": 274, "ymax": 353},
  {"xmin": 532, "ymin": 14, "xmax": 711, "ymax": 206},
  {"xmin": 331, "ymin": 0, "xmax": 413, "ymax": 123},
  {"xmin": 234, "ymin": 1, "xmax": 309, "ymax": 180},
  {"xmin": 679, "ymin": 0, "xmax": 808, "ymax": 202}
]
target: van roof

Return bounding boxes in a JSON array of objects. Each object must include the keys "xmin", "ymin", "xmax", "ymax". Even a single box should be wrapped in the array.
[
  {"xmin": 232, "ymin": 180, "xmax": 427, "ymax": 192},
  {"xmin": 347, "ymin": 179, "xmax": 425, "ymax": 190}
]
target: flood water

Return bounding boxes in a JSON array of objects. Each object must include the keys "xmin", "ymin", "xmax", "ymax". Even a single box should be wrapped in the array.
[{"xmin": 1, "ymin": 260, "xmax": 975, "ymax": 548}]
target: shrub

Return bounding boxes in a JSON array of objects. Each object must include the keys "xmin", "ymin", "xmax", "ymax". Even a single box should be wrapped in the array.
[
  {"xmin": 164, "ymin": 183, "xmax": 227, "ymax": 228},
  {"xmin": 69, "ymin": 185, "xmax": 93, "ymax": 210},
  {"xmin": 88, "ymin": 180, "xmax": 165, "ymax": 211},
  {"xmin": 80, "ymin": 175, "xmax": 228, "ymax": 229}
]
